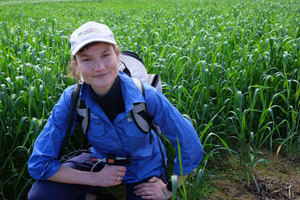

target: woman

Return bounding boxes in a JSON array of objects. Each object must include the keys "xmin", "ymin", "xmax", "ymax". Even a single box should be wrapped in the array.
[{"xmin": 28, "ymin": 21, "xmax": 203, "ymax": 200}]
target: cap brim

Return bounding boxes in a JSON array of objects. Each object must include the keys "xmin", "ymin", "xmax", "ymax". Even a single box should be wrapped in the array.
[{"xmin": 71, "ymin": 38, "xmax": 117, "ymax": 55}]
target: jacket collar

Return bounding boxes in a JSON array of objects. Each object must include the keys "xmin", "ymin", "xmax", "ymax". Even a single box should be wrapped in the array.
[{"xmin": 79, "ymin": 71, "xmax": 145, "ymax": 113}]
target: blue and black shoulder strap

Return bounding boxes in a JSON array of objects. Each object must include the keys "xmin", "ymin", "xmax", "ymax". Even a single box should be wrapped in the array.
[{"xmin": 58, "ymin": 83, "xmax": 86, "ymax": 161}]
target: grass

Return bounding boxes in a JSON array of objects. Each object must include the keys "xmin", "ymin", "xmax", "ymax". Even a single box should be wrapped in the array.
[{"xmin": 0, "ymin": 0, "xmax": 300, "ymax": 199}]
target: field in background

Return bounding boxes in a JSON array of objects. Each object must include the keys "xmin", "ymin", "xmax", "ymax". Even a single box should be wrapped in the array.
[{"xmin": 0, "ymin": 0, "xmax": 300, "ymax": 199}]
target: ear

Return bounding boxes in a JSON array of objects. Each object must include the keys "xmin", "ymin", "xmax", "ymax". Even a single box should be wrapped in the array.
[
  {"xmin": 73, "ymin": 56, "xmax": 80, "ymax": 72},
  {"xmin": 115, "ymin": 46, "xmax": 120, "ymax": 63}
]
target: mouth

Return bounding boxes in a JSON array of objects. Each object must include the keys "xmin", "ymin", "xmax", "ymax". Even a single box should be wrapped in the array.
[{"xmin": 93, "ymin": 73, "xmax": 108, "ymax": 78}]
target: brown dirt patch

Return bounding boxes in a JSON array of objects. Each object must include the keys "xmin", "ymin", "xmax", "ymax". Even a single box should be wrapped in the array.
[
  {"xmin": 205, "ymin": 148, "xmax": 300, "ymax": 200},
  {"xmin": 245, "ymin": 177, "xmax": 300, "ymax": 199},
  {"xmin": 99, "ymin": 148, "xmax": 300, "ymax": 199}
]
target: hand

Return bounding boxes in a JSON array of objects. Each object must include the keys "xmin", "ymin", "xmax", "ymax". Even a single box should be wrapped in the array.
[
  {"xmin": 94, "ymin": 164, "xmax": 126, "ymax": 187},
  {"xmin": 134, "ymin": 177, "xmax": 173, "ymax": 199}
]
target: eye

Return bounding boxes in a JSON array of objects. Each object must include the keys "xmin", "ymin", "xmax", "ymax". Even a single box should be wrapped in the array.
[
  {"xmin": 102, "ymin": 54, "xmax": 109, "ymax": 58},
  {"xmin": 83, "ymin": 58, "xmax": 91, "ymax": 62}
]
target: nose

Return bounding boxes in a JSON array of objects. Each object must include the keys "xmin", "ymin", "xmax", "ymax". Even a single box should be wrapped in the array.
[{"xmin": 93, "ymin": 59, "xmax": 105, "ymax": 71}]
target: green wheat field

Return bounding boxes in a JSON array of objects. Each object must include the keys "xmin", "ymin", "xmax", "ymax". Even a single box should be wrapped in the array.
[{"xmin": 0, "ymin": 0, "xmax": 300, "ymax": 199}]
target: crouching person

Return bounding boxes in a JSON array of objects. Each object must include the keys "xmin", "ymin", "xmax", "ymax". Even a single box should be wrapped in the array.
[{"xmin": 28, "ymin": 21, "xmax": 203, "ymax": 200}]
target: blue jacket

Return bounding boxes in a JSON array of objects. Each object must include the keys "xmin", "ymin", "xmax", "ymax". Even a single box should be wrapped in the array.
[{"xmin": 28, "ymin": 72, "xmax": 203, "ymax": 183}]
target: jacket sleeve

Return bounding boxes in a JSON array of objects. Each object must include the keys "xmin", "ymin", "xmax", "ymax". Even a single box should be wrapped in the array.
[
  {"xmin": 28, "ymin": 85, "xmax": 77, "ymax": 181},
  {"xmin": 145, "ymin": 85, "xmax": 203, "ymax": 176}
]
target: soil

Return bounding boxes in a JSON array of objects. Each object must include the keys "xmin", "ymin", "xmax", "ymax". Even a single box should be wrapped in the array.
[
  {"xmin": 205, "ymin": 148, "xmax": 300, "ymax": 200},
  {"xmin": 99, "ymin": 148, "xmax": 300, "ymax": 200}
]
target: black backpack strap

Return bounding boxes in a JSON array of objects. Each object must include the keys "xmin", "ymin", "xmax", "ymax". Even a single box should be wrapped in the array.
[
  {"xmin": 131, "ymin": 78, "xmax": 168, "ymax": 180},
  {"xmin": 76, "ymin": 97, "xmax": 90, "ymax": 137},
  {"xmin": 76, "ymin": 98, "xmax": 91, "ymax": 149},
  {"xmin": 58, "ymin": 84, "xmax": 82, "ymax": 160},
  {"xmin": 120, "ymin": 60, "xmax": 131, "ymax": 77},
  {"xmin": 131, "ymin": 78, "xmax": 151, "ymax": 133}
]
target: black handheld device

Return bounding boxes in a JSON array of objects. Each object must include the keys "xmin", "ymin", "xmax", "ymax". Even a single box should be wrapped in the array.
[{"xmin": 106, "ymin": 154, "xmax": 131, "ymax": 166}]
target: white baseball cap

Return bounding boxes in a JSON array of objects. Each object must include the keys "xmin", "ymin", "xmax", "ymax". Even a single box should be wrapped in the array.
[{"xmin": 70, "ymin": 21, "xmax": 117, "ymax": 55}]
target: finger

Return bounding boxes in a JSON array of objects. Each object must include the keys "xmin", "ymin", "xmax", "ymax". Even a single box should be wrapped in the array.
[
  {"xmin": 105, "ymin": 166, "xmax": 126, "ymax": 177},
  {"xmin": 134, "ymin": 182, "xmax": 151, "ymax": 189},
  {"xmin": 114, "ymin": 171, "xmax": 125, "ymax": 178},
  {"xmin": 137, "ymin": 185, "xmax": 156, "ymax": 195},
  {"xmin": 112, "ymin": 180, "xmax": 122, "ymax": 186},
  {"xmin": 113, "ymin": 165, "xmax": 127, "ymax": 172},
  {"xmin": 141, "ymin": 196, "xmax": 156, "ymax": 199},
  {"xmin": 135, "ymin": 186, "xmax": 152, "ymax": 196},
  {"xmin": 109, "ymin": 177, "xmax": 123, "ymax": 186},
  {"xmin": 115, "ymin": 176, "xmax": 122, "ymax": 182},
  {"xmin": 148, "ymin": 176, "xmax": 159, "ymax": 183},
  {"xmin": 106, "ymin": 164, "xmax": 126, "ymax": 171}
]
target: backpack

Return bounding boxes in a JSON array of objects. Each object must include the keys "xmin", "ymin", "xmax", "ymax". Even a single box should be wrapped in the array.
[
  {"xmin": 58, "ymin": 51, "xmax": 167, "ymax": 178},
  {"xmin": 119, "ymin": 51, "xmax": 162, "ymax": 93}
]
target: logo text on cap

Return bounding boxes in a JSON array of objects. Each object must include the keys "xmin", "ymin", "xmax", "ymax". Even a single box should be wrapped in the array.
[{"xmin": 78, "ymin": 28, "xmax": 102, "ymax": 37}]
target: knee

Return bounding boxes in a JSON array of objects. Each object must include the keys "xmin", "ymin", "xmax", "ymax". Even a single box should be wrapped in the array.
[
  {"xmin": 27, "ymin": 181, "xmax": 52, "ymax": 200},
  {"xmin": 27, "ymin": 180, "xmax": 88, "ymax": 200},
  {"xmin": 27, "ymin": 188, "xmax": 43, "ymax": 200}
]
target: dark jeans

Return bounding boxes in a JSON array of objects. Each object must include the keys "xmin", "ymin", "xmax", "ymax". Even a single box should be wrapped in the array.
[{"xmin": 28, "ymin": 153, "xmax": 166, "ymax": 200}]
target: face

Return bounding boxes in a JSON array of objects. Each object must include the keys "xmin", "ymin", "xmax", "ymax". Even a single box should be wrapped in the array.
[{"xmin": 74, "ymin": 43, "xmax": 120, "ymax": 96}]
